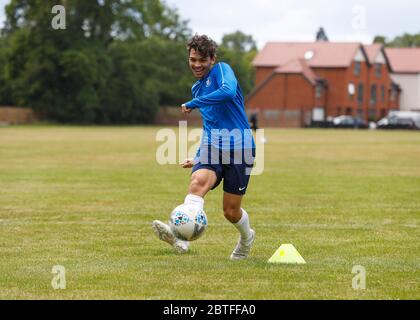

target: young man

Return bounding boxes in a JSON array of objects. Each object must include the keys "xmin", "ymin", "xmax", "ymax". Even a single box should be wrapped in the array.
[
  {"xmin": 249, "ymin": 111, "xmax": 259, "ymax": 132},
  {"xmin": 152, "ymin": 34, "xmax": 256, "ymax": 260}
]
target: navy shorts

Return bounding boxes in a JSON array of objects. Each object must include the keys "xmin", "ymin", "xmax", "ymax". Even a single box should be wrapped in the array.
[{"xmin": 192, "ymin": 148, "xmax": 255, "ymax": 195}]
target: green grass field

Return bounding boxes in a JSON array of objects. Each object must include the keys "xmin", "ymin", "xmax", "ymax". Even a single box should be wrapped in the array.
[{"xmin": 0, "ymin": 125, "xmax": 419, "ymax": 300}]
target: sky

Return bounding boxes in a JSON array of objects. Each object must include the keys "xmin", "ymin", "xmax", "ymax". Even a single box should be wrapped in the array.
[
  {"xmin": 0, "ymin": 0, "xmax": 419, "ymax": 49},
  {"xmin": 165, "ymin": 0, "xmax": 420, "ymax": 48}
]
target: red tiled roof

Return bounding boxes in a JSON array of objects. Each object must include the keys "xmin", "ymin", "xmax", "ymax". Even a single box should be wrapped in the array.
[
  {"xmin": 274, "ymin": 59, "xmax": 320, "ymax": 85},
  {"xmin": 385, "ymin": 48, "xmax": 420, "ymax": 73},
  {"xmin": 364, "ymin": 44, "xmax": 383, "ymax": 64},
  {"xmin": 253, "ymin": 42, "xmax": 365, "ymax": 68}
]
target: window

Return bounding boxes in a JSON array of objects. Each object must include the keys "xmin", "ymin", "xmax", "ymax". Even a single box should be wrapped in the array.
[
  {"xmin": 381, "ymin": 85, "xmax": 385, "ymax": 103},
  {"xmin": 346, "ymin": 107, "xmax": 352, "ymax": 115},
  {"xmin": 390, "ymin": 86, "xmax": 397, "ymax": 101},
  {"xmin": 375, "ymin": 63, "xmax": 382, "ymax": 79},
  {"xmin": 357, "ymin": 108, "xmax": 364, "ymax": 118},
  {"xmin": 370, "ymin": 84, "xmax": 377, "ymax": 105},
  {"xmin": 354, "ymin": 62, "xmax": 361, "ymax": 76},
  {"xmin": 357, "ymin": 83, "xmax": 364, "ymax": 104},
  {"xmin": 348, "ymin": 83, "xmax": 355, "ymax": 101},
  {"xmin": 315, "ymin": 85, "xmax": 323, "ymax": 98},
  {"xmin": 337, "ymin": 107, "xmax": 342, "ymax": 116}
]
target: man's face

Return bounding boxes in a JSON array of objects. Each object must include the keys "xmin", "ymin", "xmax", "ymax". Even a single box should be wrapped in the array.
[{"xmin": 188, "ymin": 48, "xmax": 216, "ymax": 79}]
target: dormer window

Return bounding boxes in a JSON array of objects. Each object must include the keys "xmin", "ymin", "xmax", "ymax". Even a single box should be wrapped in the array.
[
  {"xmin": 375, "ymin": 63, "xmax": 382, "ymax": 78},
  {"xmin": 354, "ymin": 61, "xmax": 361, "ymax": 76}
]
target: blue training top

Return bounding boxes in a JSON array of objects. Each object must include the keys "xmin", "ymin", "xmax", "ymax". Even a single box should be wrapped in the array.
[{"xmin": 185, "ymin": 62, "xmax": 255, "ymax": 151}]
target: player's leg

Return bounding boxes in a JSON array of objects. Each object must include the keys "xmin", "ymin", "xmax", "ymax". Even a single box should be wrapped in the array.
[
  {"xmin": 222, "ymin": 192, "xmax": 243, "ymax": 223},
  {"xmin": 187, "ymin": 168, "xmax": 217, "ymax": 199},
  {"xmin": 152, "ymin": 220, "xmax": 189, "ymax": 253},
  {"xmin": 153, "ymin": 168, "xmax": 218, "ymax": 253},
  {"xmin": 223, "ymin": 192, "xmax": 255, "ymax": 260},
  {"xmin": 222, "ymin": 148, "xmax": 256, "ymax": 260}
]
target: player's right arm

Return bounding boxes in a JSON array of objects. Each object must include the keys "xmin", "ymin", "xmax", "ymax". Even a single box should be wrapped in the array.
[{"xmin": 183, "ymin": 63, "xmax": 237, "ymax": 109}]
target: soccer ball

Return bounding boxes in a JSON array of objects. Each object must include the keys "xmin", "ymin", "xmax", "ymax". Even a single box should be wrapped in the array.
[{"xmin": 169, "ymin": 204, "xmax": 208, "ymax": 241}]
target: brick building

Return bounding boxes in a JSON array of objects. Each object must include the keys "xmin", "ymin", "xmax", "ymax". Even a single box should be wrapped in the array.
[{"xmin": 246, "ymin": 42, "xmax": 400, "ymax": 127}]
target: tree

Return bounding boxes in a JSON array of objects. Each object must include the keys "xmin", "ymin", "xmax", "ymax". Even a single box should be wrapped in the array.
[
  {"xmin": 3, "ymin": 0, "xmax": 190, "ymax": 44},
  {"xmin": 98, "ymin": 38, "xmax": 193, "ymax": 123},
  {"xmin": 373, "ymin": 33, "xmax": 420, "ymax": 48},
  {"xmin": 217, "ymin": 31, "xmax": 258, "ymax": 97},
  {"xmin": 221, "ymin": 30, "xmax": 257, "ymax": 53},
  {"xmin": 0, "ymin": 36, "xmax": 12, "ymax": 104},
  {"xmin": 373, "ymin": 36, "xmax": 386, "ymax": 45},
  {"xmin": 0, "ymin": 0, "xmax": 192, "ymax": 123}
]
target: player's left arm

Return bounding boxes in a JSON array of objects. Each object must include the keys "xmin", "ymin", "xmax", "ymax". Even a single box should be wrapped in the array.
[{"xmin": 184, "ymin": 63, "xmax": 237, "ymax": 109}]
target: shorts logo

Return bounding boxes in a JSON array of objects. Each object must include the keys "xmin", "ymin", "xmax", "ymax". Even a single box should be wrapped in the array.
[{"xmin": 239, "ymin": 187, "xmax": 246, "ymax": 191}]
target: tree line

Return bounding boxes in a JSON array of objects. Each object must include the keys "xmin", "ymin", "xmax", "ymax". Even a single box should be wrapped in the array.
[
  {"xmin": 374, "ymin": 33, "xmax": 420, "ymax": 48},
  {"xmin": 0, "ymin": 0, "xmax": 257, "ymax": 124}
]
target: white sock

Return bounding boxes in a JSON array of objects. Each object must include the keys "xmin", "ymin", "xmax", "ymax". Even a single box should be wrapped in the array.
[
  {"xmin": 184, "ymin": 194, "xmax": 204, "ymax": 210},
  {"xmin": 233, "ymin": 208, "xmax": 252, "ymax": 242}
]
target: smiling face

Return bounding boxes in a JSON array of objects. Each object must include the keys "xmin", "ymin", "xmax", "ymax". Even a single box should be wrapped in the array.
[{"xmin": 188, "ymin": 48, "xmax": 216, "ymax": 79}]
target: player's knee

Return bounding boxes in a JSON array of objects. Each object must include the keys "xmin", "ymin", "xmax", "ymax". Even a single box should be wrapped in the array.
[
  {"xmin": 189, "ymin": 175, "xmax": 208, "ymax": 194},
  {"xmin": 223, "ymin": 205, "xmax": 240, "ymax": 222}
]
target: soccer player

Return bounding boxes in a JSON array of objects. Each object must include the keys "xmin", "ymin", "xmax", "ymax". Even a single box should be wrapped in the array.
[
  {"xmin": 249, "ymin": 110, "xmax": 259, "ymax": 132},
  {"xmin": 153, "ymin": 34, "xmax": 256, "ymax": 260}
]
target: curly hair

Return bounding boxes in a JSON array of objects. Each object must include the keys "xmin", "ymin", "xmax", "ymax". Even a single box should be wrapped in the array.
[{"xmin": 187, "ymin": 34, "xmax": 218, "ymax": 59}]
